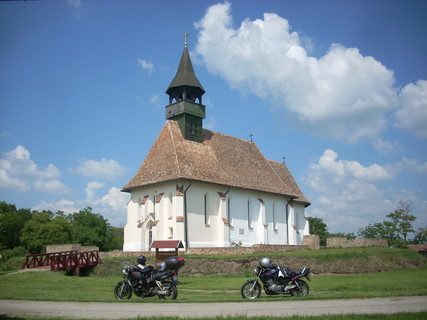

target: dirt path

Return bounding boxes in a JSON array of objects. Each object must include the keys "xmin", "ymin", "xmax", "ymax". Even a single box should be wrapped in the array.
[{"xmin": 1, "ymin": 296, "xmax": 426, "ymax": 318}]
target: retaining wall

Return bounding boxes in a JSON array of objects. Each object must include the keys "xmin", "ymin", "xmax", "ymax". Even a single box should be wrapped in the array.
[{"xmin": 327, "ymin": 237, "xmax": 388, "ymax": 248}]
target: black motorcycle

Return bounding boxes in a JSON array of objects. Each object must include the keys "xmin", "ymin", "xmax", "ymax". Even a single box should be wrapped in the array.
[
  {"xmin": 114, "ymin": 256, "xmax": 185, "ymax": 300},
  {"xmin": 241, "ymin": 261, "xmax": 311, "ymax": 299}
]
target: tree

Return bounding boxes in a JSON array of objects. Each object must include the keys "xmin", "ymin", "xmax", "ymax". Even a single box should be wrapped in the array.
[
  {"xmin": 358, "ymin": 200, "xmax": 417, "ymax": 247},
  {"xmin": 386, "ymin": 200, "xmax": 416, "ymax": 242},
  {"xmin": 20, "ymin": 211, "xmax": 73, "ymax": 253},
  {"xmin": 69, "ymin": 207, "xmax": 114, "ymax": 251},
  {"xmin": 0, "ymin": 202, "xmax": 32, "ymax": 250},
  {"xmin": 412, "ymin": 227, "xmax": 427, "ymax": 244},
  {"xmin": 307, "ymin": 217, "xmax": 328, "ymax": 246}
]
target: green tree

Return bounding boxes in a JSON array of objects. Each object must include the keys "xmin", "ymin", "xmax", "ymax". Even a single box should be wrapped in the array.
[
  {"xmin": 412, "ymin": 227, "xmax": 427, "ymax": 244},
  {"xmin": 0, "ymin": 202, "xmax": 32, "ymax": 250},
  {"xmin": 358, "ymin": 200, "xmax": 417, "ymax": 247},
  {"xmin": 307, "ymin": 216, "xmax": 328, "ymax": 246},
  {"xmin": 20, "ymin": 211, "xmax": 73, "ymax": 253},
  {"xmin": 386, "ymin": 200, "xmax": 416, "ymax": 242},
  {"xmin": 69, "ymin": 207, "xmax": 114, "ymax": 251}
]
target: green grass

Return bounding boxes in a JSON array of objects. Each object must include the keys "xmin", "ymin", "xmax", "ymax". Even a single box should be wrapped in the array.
[{"xmin": 1, "ymin": 267, "xmax": 426, "ymax": 303}]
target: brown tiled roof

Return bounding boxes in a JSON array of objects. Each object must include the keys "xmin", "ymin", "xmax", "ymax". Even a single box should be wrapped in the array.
[{"xmin": 122, "ymin": 121, "xmax": 310, "ymax": 206}]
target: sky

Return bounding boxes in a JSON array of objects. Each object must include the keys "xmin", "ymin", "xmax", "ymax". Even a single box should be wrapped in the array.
[{"xmin": 1, "ymin": 0, "xmax": 426, "ymax": 236}]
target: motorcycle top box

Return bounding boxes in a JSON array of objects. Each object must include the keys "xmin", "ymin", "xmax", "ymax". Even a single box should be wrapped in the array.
[{"xmin": 165, "ymin": 256, "xmax": 185, "ymax": 270}]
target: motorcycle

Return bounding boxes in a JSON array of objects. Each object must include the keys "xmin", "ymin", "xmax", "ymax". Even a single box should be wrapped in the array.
[
  {"xmin": 241, "ymin": 259, "xmax": 311, "ymax": 299},
  {"xmin": 114, "ymin": 256, "xmax": 185, "ymax": 300}
]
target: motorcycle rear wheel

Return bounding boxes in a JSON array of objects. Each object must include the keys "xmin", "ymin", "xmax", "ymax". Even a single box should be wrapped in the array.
[
  {"xmin": 158, "ymin": 281, "xmax": 178, "ymax": 300},
  {"xmin": 290, "ymin": 279, "xmax": 309, "ymax": 297},
  {"xmin": 114, "ymin": 282, "xmax": 132, "ymax": 300},
  {"xmin": 241, "ymin": 280, "xmax": 261, "ymax": 299}
]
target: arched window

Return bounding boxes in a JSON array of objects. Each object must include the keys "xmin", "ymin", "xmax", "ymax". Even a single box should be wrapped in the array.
[
  {"xmin": 168, "ymin": 193, "xmax": 173, "ymax": 219},
  {"xmin": 204, "ymin": 193, "xmax": 209, "ymax": 225},
  {"xmin": 247, "ymin": 199, "xmax": 252, "ymax": 229},
  {"xmin": 227, "ymin": 196, "xmax": 231, "ymax": 222},
  {"xmin": 273, "ymin": 202, "xmax": 277, "ymax": 230}
]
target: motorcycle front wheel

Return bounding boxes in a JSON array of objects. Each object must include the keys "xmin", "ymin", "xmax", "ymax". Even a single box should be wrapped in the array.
[
  {"xmin": 290, "ymin": 279, "xmax": 309, "ymax": 297},
  {"xmin": 158, "ymin": 281, "xmax": 178, "ymax": 300},
  {"xmin": 114, "ymin": 282, "xmax": 132, "ymax": 300},
  {"xmin": 241, "ymin": 280, "xmax": 261, "ymax": 299}
]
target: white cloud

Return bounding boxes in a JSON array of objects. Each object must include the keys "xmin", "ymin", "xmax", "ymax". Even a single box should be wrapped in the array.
[
  {"xmin": 204, "ymin": 116, "xmax": 216, "ymax": 130},
  {"xmin": 0, "ymin": 145, "xmax": 65, "ymax": 193},
  {"xmin": 32, "ymin": 199, "xmax": 79, "ymax": 215},
  {"xmin": 88, "ymin": 186, "xmax": 129, "ymax": 226},
  {"xmin": 0, "ymin": 169, "xmax": 31, "ymax": 191},
  {"xmin": 150, "ymin": 94, "xmax": 161, "ymax": 106},
  {"xmin": 33, "ymin": 178, "xmax": 71, "ymax": 195},
  {"xmin": 372, "ymin": 138, "xmax": 402, "ymax": 155},
  {"xmin": 138, "ymin": 58, "xmax": 154, "ymax": 72},
  {"xmin": 32, "ymin": 186, "xmax": 129, "ymax": 226},
  {"xmin": 73, "ymin": 158, "xmax": 127, "ymax": 180},
  {"xmin": 311, "ymin": 149, "xmax": 394, "ymax": 184},
  {"xmin": 398, "ymin": 157, "xmax": 427, "ymax": 174},
  {"xmin": 304, "ymin": 149, "xmax": 427, "ymax": 233},
  {"xmin": 85, "ymin": 181, "xmax": 105, "ymax": 201},
  {"xmin": 395, "ymin": 80, "xmax": 427, "ymax": 139},
  {"xmin": 194, "ymin": 2, "xmax": 399, "ymax": 143},
  {"xmin": 303, "ymin": 149, "xmax": 397, "ymax": 233},
  {"xmin": 66, "ymin": 0, "xmax": 80, "ymax": 9}
]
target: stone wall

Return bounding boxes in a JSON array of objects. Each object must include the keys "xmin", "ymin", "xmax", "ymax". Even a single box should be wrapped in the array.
[
  {"xmin": 327, "ymin": 237, "xmax": 388, "ymax": 248},
  {"xmin": 46, "ymin": 244, "xmax": 99, "ymax": 253},
  {"xmin": 303, "ymin": 234, "xmax": 320, "ymax": 250},
  {"xmin": 186, "ymin": 244, "xmax": 307, "ymax": 256},
  {"xmin": 101, "ymin": 244, "xmax": 308, "ymax": 258}
]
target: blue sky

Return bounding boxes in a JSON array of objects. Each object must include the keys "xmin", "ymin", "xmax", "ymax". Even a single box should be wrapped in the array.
[{"xmin": 1, "ymin": 0, "xmax": 426, "ymax": 235}]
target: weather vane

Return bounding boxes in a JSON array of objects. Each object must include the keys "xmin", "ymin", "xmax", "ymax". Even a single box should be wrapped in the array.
[{"xmin": 183, "ymin": 32, "xmax": 189, "ymax": 47}]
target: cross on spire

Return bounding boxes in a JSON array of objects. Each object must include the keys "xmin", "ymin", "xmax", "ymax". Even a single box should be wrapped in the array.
[
  {"xmin": 183, "ymin": 32, "xmax": 189, "ymax": 47},
  {"xmin": 250, "ymin": 133, "xmax": 253, "ymax": 142},
  {"xmin": 282, "ymin": 156, "xmax": 286, "ymax": 164}
]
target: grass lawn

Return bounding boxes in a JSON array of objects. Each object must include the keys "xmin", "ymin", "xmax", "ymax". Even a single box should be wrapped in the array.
[{"xmin": 1, "ymin": 267, "xmax": 426, "ymax": 303}]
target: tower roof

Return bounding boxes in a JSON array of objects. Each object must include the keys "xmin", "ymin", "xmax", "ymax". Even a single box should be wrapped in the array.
[{"xmin": 166, "ymin": 46, "xmax": 205, "ymax": 95}]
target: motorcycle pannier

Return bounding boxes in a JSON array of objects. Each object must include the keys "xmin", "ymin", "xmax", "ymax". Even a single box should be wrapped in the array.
[{"xmin": 165, "ymin": 256, "xmax": 186, "ymax": 270}]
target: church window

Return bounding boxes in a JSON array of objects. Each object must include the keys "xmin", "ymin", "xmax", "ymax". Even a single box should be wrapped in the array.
[
  {"xmin": 168, "ymin": 227, "xmax": 173, "ymax": 239},
  {"xmin": 168, "ymin": 193, "xmax": 173, "ymax": 220},
  {"xmin": 247, "ymin": 200, "xmax": 252, "ymax": 229},
  {"xmin": 204, "ymin": 193, "xmax": 210, "ymax": 225},
  {"xmin": 187, "ymin": 122, "xmax": 198, "ymax": 136},
  {"xmin": 227, "ymin": 196, "xmax": 231, "ymax": 223},
  {"xmin": 273, "ymin": 202, "xmax": 278, "ymax": 231}
]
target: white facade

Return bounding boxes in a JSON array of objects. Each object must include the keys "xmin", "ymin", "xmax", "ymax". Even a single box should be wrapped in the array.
[{"xmin": 123, "ymin": 180, "xmax": 309, "ymax": 251}]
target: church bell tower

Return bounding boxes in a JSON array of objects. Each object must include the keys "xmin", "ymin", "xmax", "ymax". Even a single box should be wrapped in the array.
[{"xmin": 165, "ymin": 33, "xmax": 206, "ymax": 142}]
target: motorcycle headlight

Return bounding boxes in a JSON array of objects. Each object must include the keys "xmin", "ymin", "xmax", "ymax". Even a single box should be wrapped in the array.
[
  {"xmin": 254, "ymin": 268, "xmax": 259, "ymax": 275},
  {"xmin": 122, "ymin": 268, "xmax": 127, "ymax": 276}
]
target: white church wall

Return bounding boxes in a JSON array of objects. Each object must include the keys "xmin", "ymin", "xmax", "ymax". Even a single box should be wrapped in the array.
[
  {"xmin": 294, "ymin": 203, "xmax": 307, "ymax": 245},
  {"xmin": 124, "ymin": 181, "xmax": 308, "ymax": 251},
  {"xmin": 123, "ymin": 183, "xmax": 185, "ymax": 251},
  {"xmin": 123, "ymin": 189, "xmax": 144, "ymax": 251},
  {"xmin": 228, "ymin": 189, "xmax": 293, "ymax": 247},
  {"xmin": 186, "ymin": 183, "xmax": 227, "ymax": 247}
]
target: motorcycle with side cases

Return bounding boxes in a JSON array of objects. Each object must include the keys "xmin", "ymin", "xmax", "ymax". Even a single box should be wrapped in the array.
[
  {"xmin": 114, "ymin": 255, "xmax": 185, "ymax": 300},
  {"xmin": 241, "ymin": 257, "xmax": 311, "ymax": 299}
]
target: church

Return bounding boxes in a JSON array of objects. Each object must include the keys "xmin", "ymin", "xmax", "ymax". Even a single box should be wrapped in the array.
[{"xmin": 121, "ymin": 39, "xmax": 311, "ymax": 251}]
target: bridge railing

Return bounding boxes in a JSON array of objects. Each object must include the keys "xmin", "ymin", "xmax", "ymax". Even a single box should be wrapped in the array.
[{"xmin": 22, "ymin": 250, "xmax": 102, "ymax": 272}]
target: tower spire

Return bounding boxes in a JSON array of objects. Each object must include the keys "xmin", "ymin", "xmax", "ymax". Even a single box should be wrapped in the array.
[
  {"xmin": 164, "ymin": 33, "xmax": 206, "ymax": 143},
  {"xmin": 183, "ymin": 31, "xmax": 189, "ymax": 47}
]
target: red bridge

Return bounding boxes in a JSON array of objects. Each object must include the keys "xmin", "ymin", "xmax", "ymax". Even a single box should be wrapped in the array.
[{"xmin": 22, "ymin": 250, "xmax": 102, "ymax": 275}]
